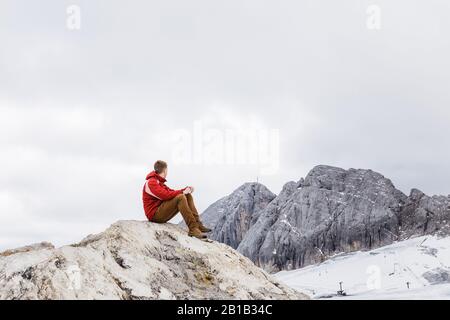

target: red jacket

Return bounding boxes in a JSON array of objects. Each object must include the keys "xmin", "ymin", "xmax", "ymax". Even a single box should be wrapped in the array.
[{"xmin": 142, "ymin": 171, "xmax": 185, "ymax": 221}]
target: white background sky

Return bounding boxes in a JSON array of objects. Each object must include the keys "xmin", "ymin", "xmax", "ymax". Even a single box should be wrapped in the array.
[{"xmin": 1, "ymin": 0, "xmax": 450, "ymax": 250}]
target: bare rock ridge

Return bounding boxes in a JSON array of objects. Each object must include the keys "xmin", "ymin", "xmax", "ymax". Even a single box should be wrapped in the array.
[
  {"xmin": 398, "ymin": 188, "xmax": 450, "ymax": 238},
  {"xmin": 200, "ymin": 165, "xmax": 450, "ymax": 272},
  {"xmin": 238, "ymin": 165, "xmax": 408, "ymax": 272},
  {"xmin": 0, "ymin": 221, "xmax": 307, "ymax": 299}
]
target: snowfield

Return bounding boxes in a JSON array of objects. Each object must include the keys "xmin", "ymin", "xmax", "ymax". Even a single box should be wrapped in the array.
[{"xmin": 275, "ymin": 235, "xmax": 450, "ymax": 299}]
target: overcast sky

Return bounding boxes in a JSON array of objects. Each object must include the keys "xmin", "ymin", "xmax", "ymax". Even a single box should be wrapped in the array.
[{"xmin": 1, "ymin": 0, "xmax": 450, "ymax": 250}]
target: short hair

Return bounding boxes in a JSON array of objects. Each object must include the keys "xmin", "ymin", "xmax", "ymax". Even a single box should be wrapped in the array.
[{"xmin": 154, "ymin": 160, "xmax": 168, "ymax": 174}]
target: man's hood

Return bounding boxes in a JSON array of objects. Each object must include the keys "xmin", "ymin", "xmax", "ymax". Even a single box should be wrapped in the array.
[{"xmin": 146, "ymin": 171, "xmax": 166, "ymax": 182}]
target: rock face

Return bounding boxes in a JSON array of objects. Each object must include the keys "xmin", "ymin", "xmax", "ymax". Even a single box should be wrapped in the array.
[
  {"xmin": 236, "ymin": 180, "xmax": 303, "ymax": 271},
  {"xmin": 186, "ymin": 183, "xmax": 276, "ymax": 249},
  {"xmin": 0, "ymin": 220, "xmax": 307, "ymax": 300},
  {"xmin": 237, "ymin": 165, "xmax": 408, "ymax": 271},
  {"xmin": 398, "ymin": 189, "xmax": 450, "ymax": 238}
]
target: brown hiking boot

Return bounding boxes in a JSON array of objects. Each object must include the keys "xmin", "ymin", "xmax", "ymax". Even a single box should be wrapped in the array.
[
  {"xmin": 188, "ymin": 227, "xmax": 207, "ymax": 239},
  {"xmin": 198, "ymin": 223, "xmax": 212, "ymax": 233}
]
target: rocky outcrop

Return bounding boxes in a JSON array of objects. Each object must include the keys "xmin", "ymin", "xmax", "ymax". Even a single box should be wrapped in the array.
[
  {"xmin": 237, "ymin": 165, "xmax": 408, "ymax": 271},
  {"xmin": 0, "ymin": 242, "xmax": 55, "ymax": 257},
  {"xmin": 398, "ymin": 188, "xmax": 450, "ymax": 238},
  {"xmin": 0, "ymin": 220, "xmax": 307, "ymax": 300},
  {"xmin": 236, "ymin": 180, "xmax": 302, "ymax": 271},
  {"xmin": 188, "ymin": 183, "xmax": 276, "ymax": 249}
]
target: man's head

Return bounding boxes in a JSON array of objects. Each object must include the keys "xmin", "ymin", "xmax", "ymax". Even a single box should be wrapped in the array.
[{"xmin": 154, "ymin": 160, "xmax": 168, "ymax": 178}]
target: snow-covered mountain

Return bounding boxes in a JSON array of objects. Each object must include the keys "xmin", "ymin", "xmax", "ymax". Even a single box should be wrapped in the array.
[
  {"xmin": 0, "ymin": 220, "xmax": 307, "ymax": 300},
  {"xmin": 275, "ymin": 235, "xmax": 450, "ymax": 299}
]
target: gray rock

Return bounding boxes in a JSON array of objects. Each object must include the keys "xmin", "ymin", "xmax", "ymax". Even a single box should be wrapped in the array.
[
  {"xmin": 399, "ymin": 189, "xmax": 450, "ymax": 238},
  {"xmin": 187, "ymin": 183, "xmax": 276, "ymax": 249},
  {"xmin": 238, "ymin": 165, "xmax": 408, "ymax": 271},
  {"xmin": 422, "ymin": 267, "xmax": 450, "ymax": 285},
  {"xmin": 236, "ymin": 180, "xmax": 302, "ymax": 271}
]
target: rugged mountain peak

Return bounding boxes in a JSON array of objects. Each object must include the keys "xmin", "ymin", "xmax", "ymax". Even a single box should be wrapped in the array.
[
  {"xmin": 399, "ymin": 189, "xmax": 450, "ymax": 238},
  {"xmin": 238, "ymin": 166, "xmax": 409, "ymax": 271},
  {"xmin": 281, "ymin": 180, "xmax": 302, "ymax": 195},
  {"xmin": 0, "ymin": 221, "xmax": 307, "ymax": 300},
  {"xmin": 302, "ymin": 165, "xmax": 347, "ymax": 189},
  {"xmin": 186, "ymin": 165, "xmax": 450, "ymax": 273},
  {"xmin": 409, "ymin": 188, "xmax": 426, "ymax": 201},
  {"xmin": 194, "ymin": 182, "xmax": 276, "ymax": 249},
  {"xmin": 303, "ymin": 165, "xmax": 400, "ymax": 194}
]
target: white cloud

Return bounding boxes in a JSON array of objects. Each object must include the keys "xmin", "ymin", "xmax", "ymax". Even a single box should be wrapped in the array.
[{"xmin": 1, "ymin": 0, "xmax": 450, "ymax": 250}]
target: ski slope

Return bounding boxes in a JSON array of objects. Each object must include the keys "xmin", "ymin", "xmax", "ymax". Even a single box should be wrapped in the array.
[{"xmin": 275, "ymin": 235, "xmax": 450, "ymax": 299}]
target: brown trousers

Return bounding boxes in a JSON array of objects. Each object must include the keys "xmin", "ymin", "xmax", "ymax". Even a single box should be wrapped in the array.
[{"xmin": 152, "ymin": 193, "xmax": 200, "ymax": 230}]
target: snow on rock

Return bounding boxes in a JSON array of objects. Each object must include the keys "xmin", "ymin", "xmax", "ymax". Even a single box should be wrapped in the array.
[
  {"xmin": 275, "ymin": 235, "xmax": 450, "ymax": 299},
  {"xmin": 0, "ymin": 220, "xmax": 307, "ymax": 300}
]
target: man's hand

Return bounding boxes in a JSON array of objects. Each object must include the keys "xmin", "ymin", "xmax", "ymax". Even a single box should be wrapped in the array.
[
  {"xmin": 189, "ymin": 186, "xmax": 195, "ymax": 193},
  {"xmin": 183, "ymin": 187, "xmax": 192, "ymax": 195}
]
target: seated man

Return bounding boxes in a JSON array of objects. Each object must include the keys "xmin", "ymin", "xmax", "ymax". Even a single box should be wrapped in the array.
[{"xmin": 142, "ymin": 160, "xmax": 211, "ymax": 239}]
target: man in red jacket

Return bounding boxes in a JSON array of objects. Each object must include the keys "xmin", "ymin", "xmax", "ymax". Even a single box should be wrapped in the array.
[{"xmin": 142, "ymin": 160, "xmax": 211, "ymax": 239}]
